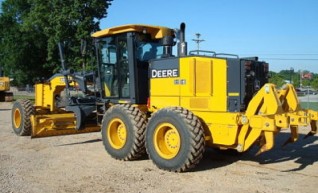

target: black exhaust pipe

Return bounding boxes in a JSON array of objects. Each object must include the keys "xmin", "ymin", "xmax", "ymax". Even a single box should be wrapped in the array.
[{"xmin": 178, "ymin": 22, "xmax": 187, "ymax": 57}]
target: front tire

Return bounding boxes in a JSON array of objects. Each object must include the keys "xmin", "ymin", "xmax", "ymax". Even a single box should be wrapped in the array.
[
  {"xmin": 11, "ymin": 99, "xmax": 34, "ymax": 136},
  {"xmin": 101, "ymin": 104, "xmax": 147, "ymax": 160},
  {"xmin": 145, "ymin": 107, "xmax": 205, "ymax": 172}
]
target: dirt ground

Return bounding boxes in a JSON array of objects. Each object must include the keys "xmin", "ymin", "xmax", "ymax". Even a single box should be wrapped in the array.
[{"xmin": 1, "ymin": 102, "xmax": 317, "ymax": 193}]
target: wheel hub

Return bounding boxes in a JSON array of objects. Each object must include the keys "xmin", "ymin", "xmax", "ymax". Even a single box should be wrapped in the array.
[
  {"xmin": 107, "ymin": 118, "xmax": 127, "ymax": 149},
  {"xmin": 154, "ymin": 123, "xmax": 181, "ymax": 159},
  {"xmin": 165, "ymin": 130, "xmax": 179, "ymax": 149},
  {"xmin": 117, "ymin": 124, "xmax": 127, "ymax": 141},
  {"xmin": 13, "ymin": 109, "xmax": 22, "ymax": 128}
]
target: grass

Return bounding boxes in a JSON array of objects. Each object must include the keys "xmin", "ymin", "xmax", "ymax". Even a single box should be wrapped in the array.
[
  {"xmin": 13, "ymin": 95, "xmax": 35, "ymax": 101},
  {"xmin": 300, "ymin": 102, "xmax": 318, "ymax": 111}
]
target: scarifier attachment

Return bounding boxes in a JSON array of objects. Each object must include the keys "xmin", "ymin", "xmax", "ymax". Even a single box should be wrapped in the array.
[
  {"xmin": 236, "ymin": 83, "xmax": 318, "ymax": 155},
  {"xmin": 304, "ymin": 110, "xmax": 318, "ymax": 139}
]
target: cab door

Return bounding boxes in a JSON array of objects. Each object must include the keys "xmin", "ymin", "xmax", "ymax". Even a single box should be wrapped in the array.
[{"xmin": 100, "ymin": 34, "xmax": 130, "ymax": 100}]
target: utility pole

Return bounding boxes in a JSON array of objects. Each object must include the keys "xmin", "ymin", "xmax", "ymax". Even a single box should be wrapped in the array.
[
  {"xmin": 192, "ymin": 33, "xmax": 204, "ymax": 54},
  {"xmin": 289, "ymin": 67, "xmax": 294, "ymax": 84},
  {"xmin": 299, "ymin": 70, "xmax": 302, "ymax": 87},
  {"xmin": 0, "ymin": 53, "xmax": 3, "ymax": 76}
]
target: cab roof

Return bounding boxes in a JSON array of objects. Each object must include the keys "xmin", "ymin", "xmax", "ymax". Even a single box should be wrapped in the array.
[{"xmin": 91, "ymin": 24, "xmax": 174, "ymax": 39}]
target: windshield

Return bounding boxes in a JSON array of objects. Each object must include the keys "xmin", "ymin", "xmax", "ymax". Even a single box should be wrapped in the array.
[{"xmin": 135, "ymin": 34, "xmax": 163, "ymax": 61}]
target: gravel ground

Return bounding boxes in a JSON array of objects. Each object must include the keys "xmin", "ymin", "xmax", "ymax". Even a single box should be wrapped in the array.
[{"xmin": 1, "ymin": 102, "xmax": 317, "ymax": 193}]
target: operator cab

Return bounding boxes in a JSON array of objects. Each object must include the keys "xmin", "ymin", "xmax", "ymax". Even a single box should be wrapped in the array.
[{"xmin": 92, "ymin": 25, "xmax": 175, "ymax": 104}]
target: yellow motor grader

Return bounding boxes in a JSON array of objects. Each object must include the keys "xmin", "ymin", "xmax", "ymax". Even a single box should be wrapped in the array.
[
  {"xmin": 12, "ymin": 23, "xmax": 318, "ymax": 172},
  {"xmin": 0, "ymin": 66, "xmax": 13, "ymax": 102},
  {"xmin": 0, "ymin": 76, "xmax": 13, "ymax": 102}
]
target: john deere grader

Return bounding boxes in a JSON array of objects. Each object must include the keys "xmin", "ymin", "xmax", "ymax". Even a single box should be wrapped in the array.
[{"xmin": 12, "ymin": 23, "xmax": 318, "ymax": 172}]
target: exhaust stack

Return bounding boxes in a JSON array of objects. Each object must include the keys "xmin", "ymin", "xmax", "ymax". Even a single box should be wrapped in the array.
[{"xmin": 178, "ymin": 22, "xmax": 187, "ymax": 57}]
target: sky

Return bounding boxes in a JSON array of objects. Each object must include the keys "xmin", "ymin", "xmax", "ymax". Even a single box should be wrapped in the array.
[{"xmin": 100, "ymin": 0, "xmax": 318, "ymax": 73}]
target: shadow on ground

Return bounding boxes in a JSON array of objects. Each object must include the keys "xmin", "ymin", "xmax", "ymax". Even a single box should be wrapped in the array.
[
  {"xmin": 57, "ymin": 138, "xmax": 102, "ymax": 146},
  {"xmin": 195, "ymin": 132, "xmax": 318, "ymax": 172},
  {"xmin": 52, "ymin": 131, "xmax": 317, "ymax": 172},
  {"xmin": 0, "ymin": 109, "xmax": 11, "ymax": 111}
]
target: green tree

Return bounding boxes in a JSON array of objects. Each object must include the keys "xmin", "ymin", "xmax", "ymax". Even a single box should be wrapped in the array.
[
  {"xmin": 311, "ymin": 77, "xmax": 318, "ymax": 90},
  {"xmin": 0, "ymin": 1, "xmax": 34, "ymax": 85},
  {"xmin": 0, "ymin": 0, "xmax": 112, "ymax": 86},
  {"xmin": 268, "ymin": 71, "xmax": 286, "ymax": 87}
]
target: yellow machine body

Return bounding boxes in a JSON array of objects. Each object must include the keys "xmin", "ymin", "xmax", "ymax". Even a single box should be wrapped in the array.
[
  {"xmin": 92, "ymin": 24, "xmax": 173, "ymax": 39},
  {"xmin": 149, "ymin": 56, "xmax": 318, "ymax": 154},
  {"xmin": 0, "ymin": 76, "xmax": 13, "ymax": 102},
  {"xmin": 31, "ymin": 74, "xmax": 100, "ymax": 138},
  {"xmin": 150, "ymin": 57, "xmax": 228, "ymax": 112},
  {"xmin": 0, "ymin": 76, "xmax": 10, "ymax": 91},
  {"xmin": 34, "ymin": 75, "xmax": 69, "ymax": 111}
]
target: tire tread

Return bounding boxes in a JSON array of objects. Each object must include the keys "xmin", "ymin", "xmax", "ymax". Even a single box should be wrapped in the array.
[
  {"xmin": 146, "ymin": 107, "xmax": 205, "ymax": 172},
  {"xmin": 101, "ymin": 104, "xmax": 147, "ymax": 161},
  {"xmin": 12, "ymin": 99, "xmax": 34, "ymax": 136}
]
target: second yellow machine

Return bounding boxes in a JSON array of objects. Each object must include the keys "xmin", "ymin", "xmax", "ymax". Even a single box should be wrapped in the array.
[
  {"xmin": 0, "ymin": 66, "xmax": 13, "ymax": 102},
  {"xmin": 12, "ymin": 23, "xmax": 318, "ymax": 172}
]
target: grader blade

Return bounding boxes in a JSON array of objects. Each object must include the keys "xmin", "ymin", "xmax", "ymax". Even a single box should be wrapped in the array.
[{"xmin": 30, "ymin": 113, "xmax": 100, "ymax": 138}]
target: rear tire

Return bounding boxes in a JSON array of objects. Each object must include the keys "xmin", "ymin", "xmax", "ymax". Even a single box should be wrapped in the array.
[
  {"xmin": 145, "ymin": 107, "xmax": 205, "ymax": 172},
  {"xmin": 101, "ymin": 104, "xmax": 147, "ymax": 160},
  {"xmin": 11, "ymin": 99, "xmax": 34, "ymax": 136}
]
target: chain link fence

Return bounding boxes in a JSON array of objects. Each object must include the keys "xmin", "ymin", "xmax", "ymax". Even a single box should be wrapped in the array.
[{"xmin": 10, "ymin": 86, "xmax": 35, "ymax": 99}]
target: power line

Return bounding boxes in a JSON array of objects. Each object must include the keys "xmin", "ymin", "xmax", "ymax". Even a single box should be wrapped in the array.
[
  {"xmin": 241, "ymin": 54, "xmax": 318, "ymax": 56},
  {"xmin": 260, "ymin": 58, "xmax": 318, "ymax": 61}
]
